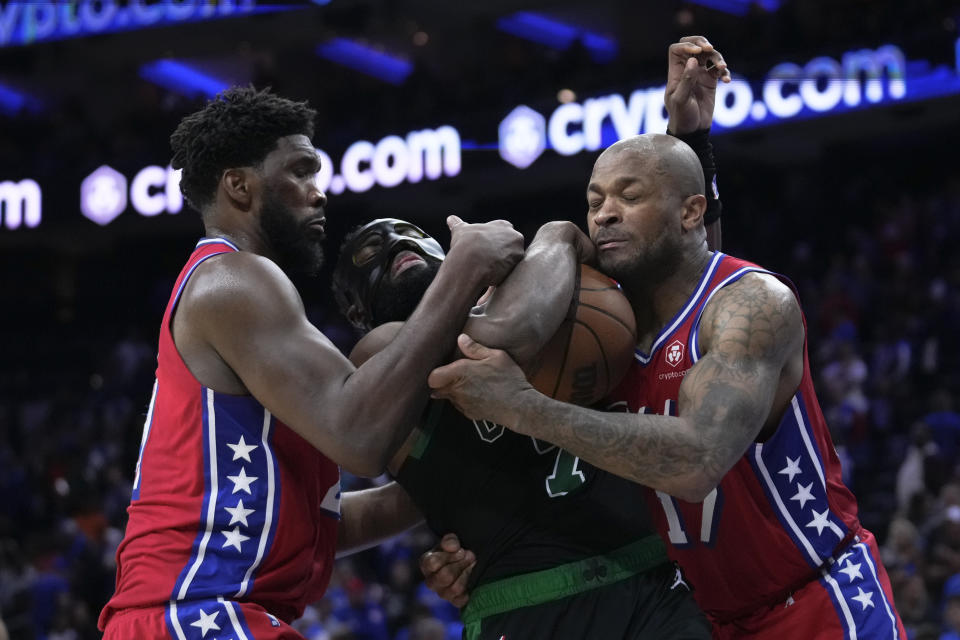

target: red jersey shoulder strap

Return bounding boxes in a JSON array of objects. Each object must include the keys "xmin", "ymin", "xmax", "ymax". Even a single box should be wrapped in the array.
[
  {"xmin": 161, "ymin": 237, "xmax": 239, "ymax": 328},
  {"xmin": 688, "ymin": 254, "xmax": 800, "ymax": 363}
]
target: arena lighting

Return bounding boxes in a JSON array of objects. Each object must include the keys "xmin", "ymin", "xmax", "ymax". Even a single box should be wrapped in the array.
[
  {"xmin": 496, "ymin": 12, "xmax": 618, "ymax": 63},
  {"xmin": 685, "ymin": 0, "xmax": 754, "ymax": 16},
  {"xmin": 686, "ymin": 0, "xmax": 781, "ymax": 14},
  {"xmin": 315, "ymin": 38, "xmax": 413, "ymax": 85},
  {"xmin": 139, "ymin": 60, "xmax": 230, "ymax": 99},
  {"xmin": 0, "ymin": 81, "xmax": 40, "ymax": 115},
  {"xmin": 497, "ymin": 42, "xmax": 960, "ymax": 169},
  {"xmin": 0, "ymin": 1, "xmax": 307, "ymax": 48}
]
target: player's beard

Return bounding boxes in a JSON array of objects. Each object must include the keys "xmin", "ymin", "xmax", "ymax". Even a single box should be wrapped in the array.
[
  {"xmin": 259, "ymin": 187, "xmax": 325, "ymax": 277},
  {"xmin": 597, "ymin": 230, "xmax": 682, "ymax": 291},
  {"xmin": 370, "ymin": 258, "xmax": 442, "ymax": 325}
]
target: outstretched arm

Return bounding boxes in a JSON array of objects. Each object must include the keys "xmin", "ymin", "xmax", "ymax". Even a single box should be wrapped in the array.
[
  {"xmin": 664, "ymin": 35, "xmax": 730, "ymax": 251},
  {"xmin": 429, "ymin": 273, "xmax": 804, "ymax": 502},
  {"xmin": 337, "ymin": 482, "xmax": 423, "ymax": 558}
]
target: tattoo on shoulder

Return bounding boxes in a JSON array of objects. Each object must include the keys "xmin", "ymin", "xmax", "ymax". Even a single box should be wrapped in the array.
[{"xmin": 704, "ymin": 273, "xmax": 800, "ymax": 363}]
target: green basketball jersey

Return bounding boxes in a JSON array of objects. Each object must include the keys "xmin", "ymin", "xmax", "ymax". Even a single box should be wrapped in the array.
[{"xmin": 396, "ymin": 399, "xmax": 660, "ymax": 587}]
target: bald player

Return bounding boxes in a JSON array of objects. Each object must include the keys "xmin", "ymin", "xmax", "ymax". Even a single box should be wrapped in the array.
[{"xmin": 429, "ymin": 131, "xmax": 908, "ymax": 638}]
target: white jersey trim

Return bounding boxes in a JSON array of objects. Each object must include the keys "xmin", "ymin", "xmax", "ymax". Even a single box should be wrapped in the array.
[
  {"xmin": 177, "ymin": 388, "xmax": 220, "ymax": 600},
  {"xmin": 634, "ymin": 251, "xmax": 723, "ymax": 364},
  {"xmin": 220, "ymin": 596, "xmax": 252, "ymax": 640},
  {"xmin": 822, "ymin": 571, "xmax": 858, "ymax": 639},
  {"xmin": 752, "ymin": 441, "xmax": 824, "ymax": 566},
  {"xmin": 196, "ymin": 237, "xmax": 240, "ymax": 251},
  {"xmin": 857, "ymin": 542, "xmax": 901, "ymax": 639}
]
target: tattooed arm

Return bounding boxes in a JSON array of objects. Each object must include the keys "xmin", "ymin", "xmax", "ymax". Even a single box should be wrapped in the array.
[{"xmin": 428, "ymin": 273, "xmax": 804, "ymax": 502}]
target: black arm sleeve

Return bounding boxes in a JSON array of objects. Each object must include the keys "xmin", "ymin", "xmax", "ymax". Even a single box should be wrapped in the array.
[{"xmin": 667, "ymin": 128, "xmax": 722, "ymax": 225}]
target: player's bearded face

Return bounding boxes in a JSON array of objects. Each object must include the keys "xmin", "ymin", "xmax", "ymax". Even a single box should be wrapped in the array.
[
  {"xmin": 336, "ymin": 219, "xmax": 445, "ymax": 329},
  {"xmin": 370, "ymin": 255, "xmax": 442, "ymax": 325},
  {"xmin": 588, "ymin": 152, "xmax": 684, "ymax": 286},
  {"xmin": 259, "ymin": 185, "xmax": 325, "ymax": 277}
]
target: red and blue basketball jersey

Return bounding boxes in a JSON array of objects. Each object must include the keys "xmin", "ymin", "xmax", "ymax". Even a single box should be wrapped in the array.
[
  {"xmin": 99, "ymin": 238, "xmax": 341, "ymax": 636},
  {"xmin": 606, "ymin": 252, "xmax": 897, "ymax": 628}
]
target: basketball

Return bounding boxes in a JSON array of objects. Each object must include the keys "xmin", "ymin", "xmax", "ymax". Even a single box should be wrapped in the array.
[{"xmin": 526, "ymin": 264, "xmax": 637, "ymax": 406}]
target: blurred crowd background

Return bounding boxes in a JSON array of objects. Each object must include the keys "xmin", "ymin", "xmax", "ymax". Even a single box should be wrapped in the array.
[{"xmin": 2, "ymin": 0, "xmax": 960, "ymax": 638}]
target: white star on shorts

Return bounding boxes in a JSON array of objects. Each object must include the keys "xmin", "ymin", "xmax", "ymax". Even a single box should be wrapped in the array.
[
  {"xmin": 190, "ymin": 609, "xmax": 221, "ymax": 637},
  {"xmin": 221, "ymin": 526, "xmax": 251, "ymax": 552},
  {"xmin": 227, "ymin": 467, "xmax": 258, "ymax": 495},
  {"xmin": 227, "ymin": 435, "xmax": 258, "ymax": 463}
]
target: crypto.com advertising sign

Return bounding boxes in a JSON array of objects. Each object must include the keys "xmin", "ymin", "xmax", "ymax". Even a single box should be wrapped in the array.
[
  {"xmin": 0, "ymin": 179, "xmax": 41, "ymax": 229},
  {"xmin": 77, "ymin": 125, "xmax": 462, "ymax": 226},
  {"xmin": 0, "ymin": 1, "xmax": 302, "ymax": 48},
  {"xmin": 3, "ymin": 40, "xmax": 959, "ymax": 231},
  {"xmin": 498, "ymin": 43, "xmax": 960, "ymax": 169}
]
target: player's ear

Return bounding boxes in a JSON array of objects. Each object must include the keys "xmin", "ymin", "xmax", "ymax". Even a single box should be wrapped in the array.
[
  {"xmin": 681, "ymin": 194, "xmax": 706, "ymax": 231},
  {"xmin": 222, "ymin": 168, "xmax": 255, "ymax": 210}
]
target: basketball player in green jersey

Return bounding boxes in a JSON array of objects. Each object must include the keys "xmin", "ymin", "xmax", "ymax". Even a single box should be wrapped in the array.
[{"xmin": 332, "ymin": 37, "xmax": 729, "ymax": 640}]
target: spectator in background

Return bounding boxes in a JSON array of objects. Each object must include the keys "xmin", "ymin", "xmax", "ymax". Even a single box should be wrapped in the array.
[
  {"xmin": 334, "ymin": 577, "xmax": 389, "ymax": 640},
  {"xmin": 406, "ymin": 618, "xmax": 446, "ymax": 640},
  {"xmin": 882, "ymin": 517, "xmax": 926, "ymax": 585},
  {"xmin": 897, "ymin": 573, "xmax": 938, "ymax": 640},
  {"xmin": 820, "ymin": 331, "xmax": 870, "ymax": 441},
  {"xmin": 897, "ymin": 422, "xmax": 947, "ymax": 512},
  {"xmin": 924, "ymin": 389, "xmax": 960, "ymax": 467},
  {"xmin": 928, "ymin": 507, "xmax": 960, "ymax": 596},
  {"xmin": 942, "ymin": 574, "xmax": 960, "ymax": 640}
]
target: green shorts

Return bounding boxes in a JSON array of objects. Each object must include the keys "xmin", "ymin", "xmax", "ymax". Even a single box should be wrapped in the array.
[{"xmin": 461, "ymin": 536, "xmax": 711, "ymax": 640}]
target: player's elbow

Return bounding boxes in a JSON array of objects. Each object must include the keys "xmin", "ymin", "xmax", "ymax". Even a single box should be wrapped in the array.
[
  {"xmin": 465, "ymin": 316, "xmax": 542, "ymax": 368},
  {"xmin": 336, "ymin": 436, "xmax": 390, "ymax": 478}
]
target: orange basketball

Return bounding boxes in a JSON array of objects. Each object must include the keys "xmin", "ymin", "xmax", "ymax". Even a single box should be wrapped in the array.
[{"xmin": 526, "ymin": 264, "xmax": 637, "ymax": 406}]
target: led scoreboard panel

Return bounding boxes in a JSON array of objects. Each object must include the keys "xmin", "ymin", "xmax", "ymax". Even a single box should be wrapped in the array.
[{"xmin": 1, "ymin": 39, "xmax": 959, "ymax": 233}]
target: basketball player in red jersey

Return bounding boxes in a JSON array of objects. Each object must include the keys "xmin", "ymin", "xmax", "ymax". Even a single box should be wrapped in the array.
[
  {"xmin": 427, "ymin": 47, "xmax": 908, "ymax": 640},
  {"xmin": 97, "ymin": 87, "xmax": 524, "ymax": 639}
]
